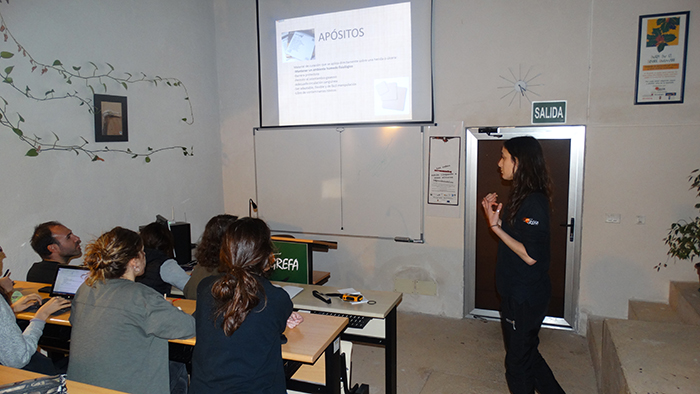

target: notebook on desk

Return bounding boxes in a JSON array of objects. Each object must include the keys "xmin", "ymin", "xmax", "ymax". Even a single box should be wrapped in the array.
[{"xmin": 49, "ymin": 265, "xmax": 89, "ymax": 299}]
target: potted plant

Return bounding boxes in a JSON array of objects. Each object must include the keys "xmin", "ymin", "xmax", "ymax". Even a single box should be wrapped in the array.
[{"xmin": 657, "ymin": 169, "xmax": 700, "ymax": 283}]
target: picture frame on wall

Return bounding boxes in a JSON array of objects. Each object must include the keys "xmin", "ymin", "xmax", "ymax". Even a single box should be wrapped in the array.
[
  {"xmin": 94, "ymin": 94, "xmax": 128, "ymax": 142},
  {"xmin": 635, "ymin": 11, "xmax": 690, "ymax": 105}
]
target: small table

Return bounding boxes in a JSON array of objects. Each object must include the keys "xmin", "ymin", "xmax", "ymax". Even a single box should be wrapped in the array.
[
  {"xmin": 0, "ymin": 365, "xmax": 127, "ymax": 394},
  {"xmin": 278, "ymin": 282, "xmax": 403, "ymax": 394}
]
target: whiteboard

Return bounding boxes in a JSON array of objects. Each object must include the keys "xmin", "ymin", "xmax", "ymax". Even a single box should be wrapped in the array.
[{"xmin": 254, "ymin": 126, "xmax": 423, "ymax": 239}]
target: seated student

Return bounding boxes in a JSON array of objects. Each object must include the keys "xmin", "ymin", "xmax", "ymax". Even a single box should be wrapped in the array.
[
  {"xmin": 0, "ymin": 275, "xmax": 71, "ymax": 374},
  {"xmin": 27, "ymin": 221, "xmax": 82, "ymax": 284},
  {"xmin": 68, "ymin": 227, "xmax": 195, "ymax": 394},
  {"xmin": 189, "ymin": 217, "xmax": 303, "ymax": 394},
  {"xmin": 182, "ymin": 214, "xmax": 237, "ymax": 299},
  {"xmin": 137, "ymin": 222, "xmax": 191, "ymax": 295}
]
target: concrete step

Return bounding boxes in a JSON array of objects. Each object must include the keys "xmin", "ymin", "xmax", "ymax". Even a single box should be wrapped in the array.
[
  {"xmin": 586, "ymin": 316, "xmax": 604, "ymax": 393},
  {"xmin": 670, "ymin": 281, "xmax": 700, "ymax": 325},
  {"xmin": 601, "ymin": 319, "xmax": 700, "ymax": 393},
  {"xmin": 589, "ymin": 281, "xmax": 700, "ymax": 392},
  {"xmin": 627, "ymin": 300, "xmax": 683, "ymax": 323}
]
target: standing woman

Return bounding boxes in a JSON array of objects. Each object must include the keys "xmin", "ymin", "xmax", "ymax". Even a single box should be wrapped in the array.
[
  {"xmin": 68, "ymin": 227, "xmax": 195, "ymax": 394},
  {"xmin": 190, "ymin": 217, "xmax": 303, "ymax": 394},
  {"xmin": 481, "ymin": 136, "xmax": 565, "ymax": 394}
]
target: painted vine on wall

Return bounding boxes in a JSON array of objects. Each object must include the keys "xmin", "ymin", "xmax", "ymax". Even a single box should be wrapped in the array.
[{"xmin": 0, "ymin": 5, "xmax": 194, "ymax": 162}]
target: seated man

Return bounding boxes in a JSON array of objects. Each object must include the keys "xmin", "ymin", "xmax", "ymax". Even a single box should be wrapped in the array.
[{"xmin": 27, "ymin": 221, "xmax": 82, "ymax": 284}]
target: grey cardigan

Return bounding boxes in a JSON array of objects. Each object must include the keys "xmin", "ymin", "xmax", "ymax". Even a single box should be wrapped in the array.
[
  {"xmin": 0, "ymin": 298, "xmax": 45, "ymax": 369},
  {"xmin": 68, "ymin": 279, "xmax": 195, "ymax": 394}
]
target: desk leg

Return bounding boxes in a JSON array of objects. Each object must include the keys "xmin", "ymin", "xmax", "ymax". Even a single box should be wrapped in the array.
[
  {"xmin": 385, "ymin": 307, "xmax": 397, "ymax": 394},
  {"xmin": 325, "ymin": 337, "xmax": 341, "ymax": 394}
]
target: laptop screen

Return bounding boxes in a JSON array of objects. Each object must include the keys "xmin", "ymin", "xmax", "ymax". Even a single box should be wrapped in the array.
[{"xmin": 50, "ymin": 265, "xmax": 89, "ymax": 299}]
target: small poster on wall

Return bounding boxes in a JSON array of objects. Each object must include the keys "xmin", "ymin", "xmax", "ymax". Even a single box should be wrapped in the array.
[
  {"xmin": 428, "ymin": 136, "xmax": 460, "ymax": 205},
  {"xmin": 635, "ymin": 11, "xmax": 690, "ymax": 104}
]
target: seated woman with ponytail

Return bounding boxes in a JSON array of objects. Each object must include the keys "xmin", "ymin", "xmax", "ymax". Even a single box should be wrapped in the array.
[
  {"xmin": 189, "ymin": 217, "xmax": 303, "ymax": 394},
  {"xmin": 67, "ymin": 227, "xmax": 195, "ymax": 394}
]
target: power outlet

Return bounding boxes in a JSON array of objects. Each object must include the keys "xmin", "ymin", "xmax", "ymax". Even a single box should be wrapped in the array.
[{"xmin": 605, "ymin": 213, "xmax": 621, "ymax": 224}]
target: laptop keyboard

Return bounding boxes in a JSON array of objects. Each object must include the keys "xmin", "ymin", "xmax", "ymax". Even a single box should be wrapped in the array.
[
  {"xmin": 309, "ymin": 310, "xmax": 371, "ymax": 329},
  {"xmin": 22, "ymin": 298, "xmax": 71, "ymax": 316}
]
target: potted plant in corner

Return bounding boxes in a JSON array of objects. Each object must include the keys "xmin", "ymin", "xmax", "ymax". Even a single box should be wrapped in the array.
[{"xmin": 658, "ymin": 169, "xmax": 700, "ymax": 287}]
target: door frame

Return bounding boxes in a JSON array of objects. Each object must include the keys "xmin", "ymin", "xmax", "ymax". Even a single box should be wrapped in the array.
[{"xmin": 464, "ymin": 125, "xmax": 585, "ymax": 331}]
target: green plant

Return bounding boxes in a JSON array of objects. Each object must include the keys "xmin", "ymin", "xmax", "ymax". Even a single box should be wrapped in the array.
[
  {"xmin": 0, "ymin": 5, "xmax": 193, "ymax": 162},
  {"xmin": 656, "ymin": 169, "xmax": 700, "ymax": 270},
  {"xmin": 646, "ymin": 17, "xmax": 680, "ymax": 53}
]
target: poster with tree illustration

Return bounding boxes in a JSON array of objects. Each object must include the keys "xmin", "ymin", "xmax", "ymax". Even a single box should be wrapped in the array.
[{"xmin": 635, "ymin": 11, "xmax": 689, "ymax": 104}]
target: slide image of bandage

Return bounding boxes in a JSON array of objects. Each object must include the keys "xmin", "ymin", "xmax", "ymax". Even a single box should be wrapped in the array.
[
  {"xmin": 281, "ymin": 30, "xmax": 316, "ymax": 62},
  {"xmin": 375, "ymin": 80, "xmax": 407, "ymax": 111}
]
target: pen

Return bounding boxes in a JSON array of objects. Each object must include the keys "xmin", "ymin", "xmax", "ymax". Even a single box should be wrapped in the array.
[{"xmin": 2, "ymin": 269, "xmax": 9, "ymax": 277}]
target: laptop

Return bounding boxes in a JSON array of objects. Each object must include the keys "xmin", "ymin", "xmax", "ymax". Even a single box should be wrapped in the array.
[{"xmin": 49, "ymin": 265, "xmax": 90, "ymax": 299}]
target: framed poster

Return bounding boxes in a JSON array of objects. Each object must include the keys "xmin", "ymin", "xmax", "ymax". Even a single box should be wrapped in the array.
[
  {"xmin": 635, "ymin": 11, "xmax": 690, "ymax": 104},
  {"xmin": 94, "ymin": 94, "xmax": 128, "ymax": 142}
]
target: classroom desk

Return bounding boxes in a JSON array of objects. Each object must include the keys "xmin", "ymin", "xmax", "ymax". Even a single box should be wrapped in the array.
[
  {"xmin": 0, "ymin": 365, "xmax": 127, "ymax": 393},
  {"xmin": 14, "ymin": 281, "xmax": 348, "ymax": 394},
  {"xmin": 277, "ymin": 282, "xmax": 403, "ymax": 394}
]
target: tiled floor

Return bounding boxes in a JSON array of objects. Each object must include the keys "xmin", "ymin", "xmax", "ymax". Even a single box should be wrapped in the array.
[{"xmin": 350, "ymin": 312, "xmax": 598, "ymax": 394}]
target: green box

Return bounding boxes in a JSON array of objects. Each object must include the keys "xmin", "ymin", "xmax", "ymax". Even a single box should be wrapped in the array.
[{"xmin": 269, "ymin": 240, "xmax": 311, "ymax": 284}]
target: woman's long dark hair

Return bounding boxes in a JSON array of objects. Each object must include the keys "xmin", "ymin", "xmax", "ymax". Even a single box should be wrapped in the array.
[
  {"xmin": 194, "ymin": 214, "xmax": 238, "ymax": 270},
  {"xmin": 503, "ymin": 136, "xmax": 552, "ymax": 226},
  {"xmin": 211, "ymin": 217, "xmax": 275, "ymax": 336}
]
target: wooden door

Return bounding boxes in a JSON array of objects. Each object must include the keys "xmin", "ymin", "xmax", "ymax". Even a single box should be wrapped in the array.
[{"xmin": 474, "ymin": 139, "xmax": 571, "ymax": 317}]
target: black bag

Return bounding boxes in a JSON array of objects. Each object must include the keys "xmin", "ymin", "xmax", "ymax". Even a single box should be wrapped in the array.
[{"xmin": 0, "ymin": 374, "xmax": 67, "ymax": 394}]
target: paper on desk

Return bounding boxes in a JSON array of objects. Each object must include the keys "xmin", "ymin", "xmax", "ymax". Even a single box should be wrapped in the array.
[{"xmin": 278, "ymin": 285, "xmax": 304, "ymax": 299}]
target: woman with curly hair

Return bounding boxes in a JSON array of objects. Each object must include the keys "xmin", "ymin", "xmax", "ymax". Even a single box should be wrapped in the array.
[
  {"xmin": 183, "ymin": 214, "xmax": 237, "ymax": 299},
  {"xmin": 189, "ymin": 217, "xmax": 303, "ymax": 394},
  {"xmin": 67, "ymin": 227, "xmax": 195, "ymax": 394},
  {"xmin": 481, "ymin": 136, "xmax": 564, "ymax": 394}
]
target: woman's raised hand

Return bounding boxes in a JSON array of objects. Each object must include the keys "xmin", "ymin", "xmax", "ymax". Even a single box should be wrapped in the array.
[{"xmin": 481, "ymin": 192, "xmax": 503, "ymax": 229}]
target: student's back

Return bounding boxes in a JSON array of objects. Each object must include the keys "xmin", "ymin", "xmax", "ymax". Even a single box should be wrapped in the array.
[
  {"xmin": 67, "ymin": 227, "xmax": 195, "ymax": 394},
  {"xmin": 189, "ymin": 218, "xmax": 295, "ymax": 394},
  {"xmin": 190, "ymin": 275, "xmax": 291, "ymax": 394},
  {"xmin": 69, "ymin": 277, "xmax": 195, "ymax": 394}
]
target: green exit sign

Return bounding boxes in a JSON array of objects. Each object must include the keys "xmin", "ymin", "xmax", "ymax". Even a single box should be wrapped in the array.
[{"xmin": 532, "ymin": 101, "xmax": 567, "ymax": 124}]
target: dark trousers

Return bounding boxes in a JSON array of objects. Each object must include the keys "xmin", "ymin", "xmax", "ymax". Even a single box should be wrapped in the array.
[
  {"xmin": 500, "ymin": 297, "xmax": 565, "ymax": 394},
  {"xmin": 21, "ymin": 351, "xmax": 57, "ymax": 375}
]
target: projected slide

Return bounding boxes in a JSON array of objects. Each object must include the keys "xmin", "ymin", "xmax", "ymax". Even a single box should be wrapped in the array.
[{"xmin": 276, "ymin": 2, "xmax": 412, "ymax": 126}]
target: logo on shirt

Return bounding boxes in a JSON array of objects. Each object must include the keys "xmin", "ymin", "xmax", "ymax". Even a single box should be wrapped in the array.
[{"xmin": 522, "ymin": 217, "xmax": 539, "ymax": 226}]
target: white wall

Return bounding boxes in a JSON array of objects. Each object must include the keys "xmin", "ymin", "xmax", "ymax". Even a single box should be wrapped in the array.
[
  {"xmin": 0, "ymin": 1, "xmax": 225, "ymax": 279},
  {"xmin": 580, "ymin": 0, "xmax": 700, "ymax": 325},
  {"xmin": 217, "ymin": 0, "xmax": 700, "ymax": 331}
]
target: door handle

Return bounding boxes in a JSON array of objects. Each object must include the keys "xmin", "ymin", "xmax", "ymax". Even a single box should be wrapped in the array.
[{"xmin": 559, "ymin": 218, "xmax": 574, "ymax": 242}]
